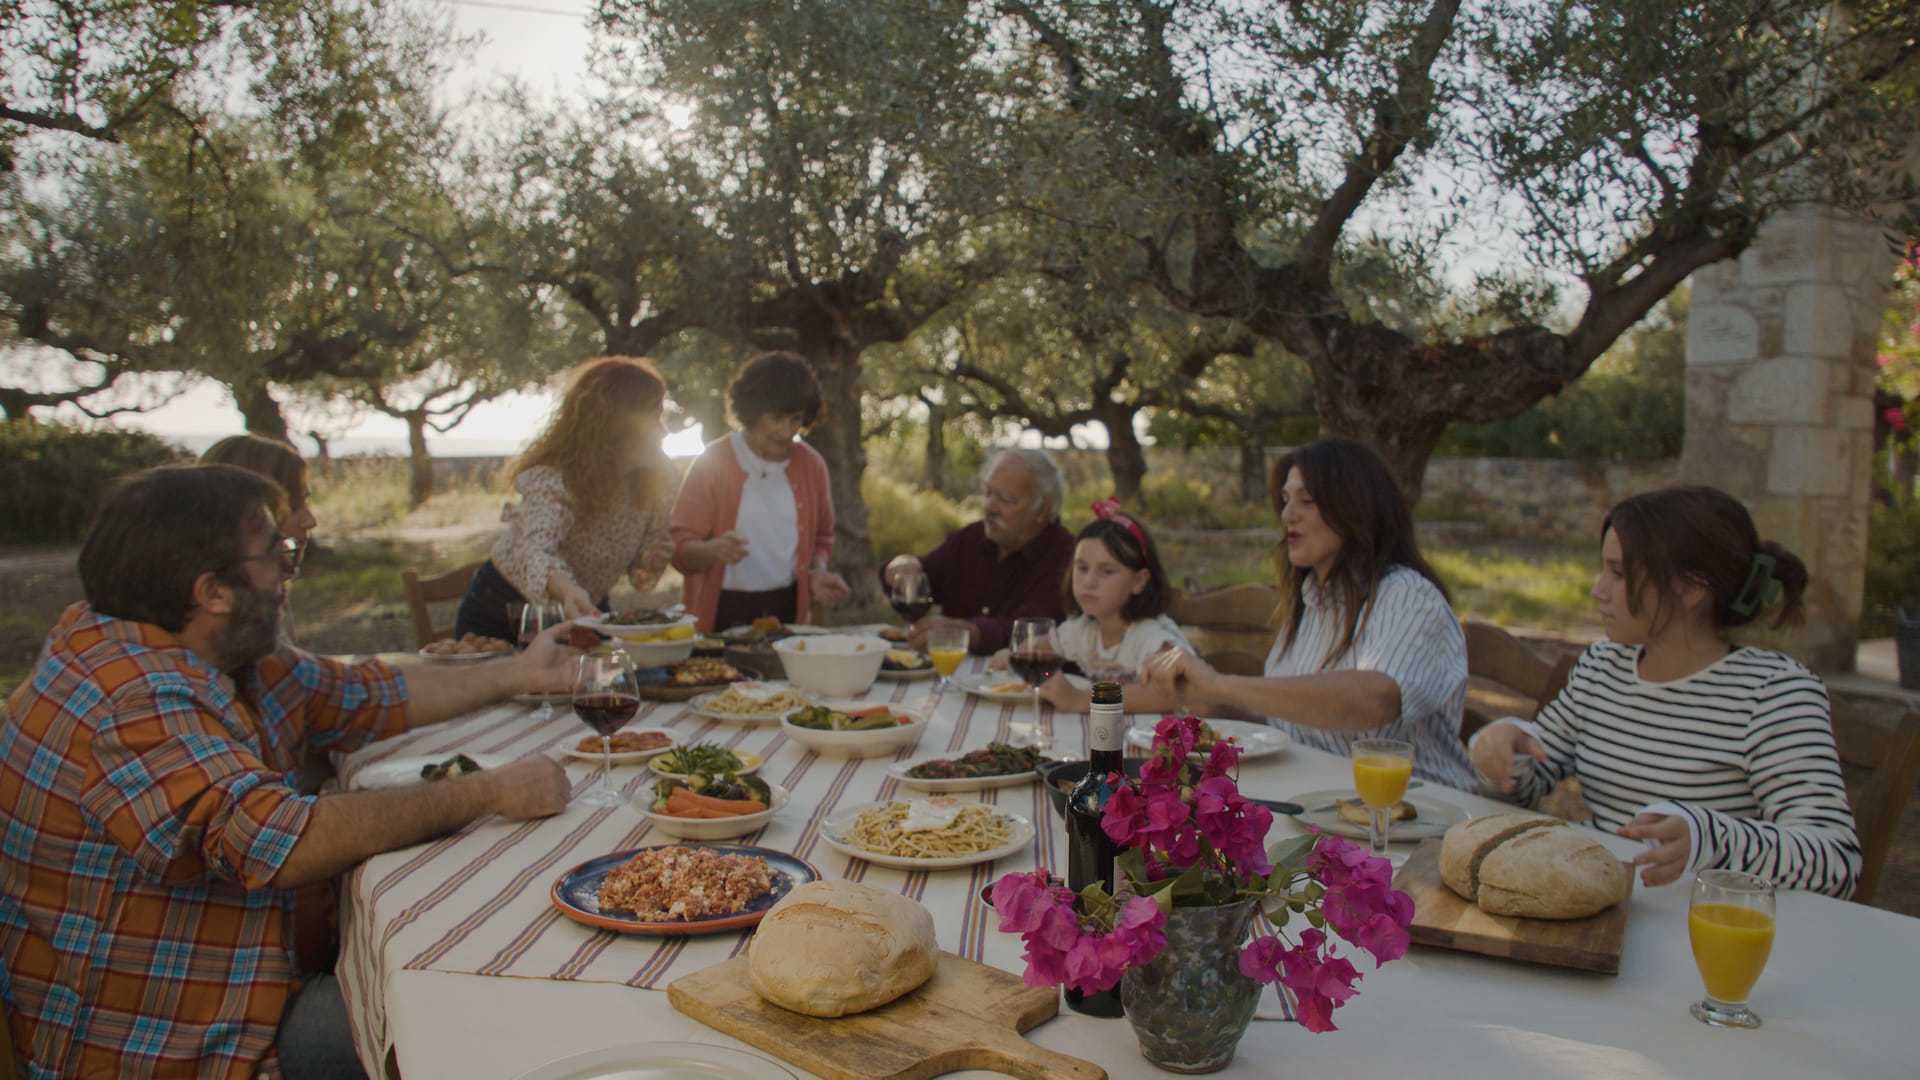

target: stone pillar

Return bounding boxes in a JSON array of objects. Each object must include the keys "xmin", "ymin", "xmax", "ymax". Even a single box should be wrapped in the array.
[{"xmin": 1681, "ymin": 206, "xmax": 1899, "ymax": 672}]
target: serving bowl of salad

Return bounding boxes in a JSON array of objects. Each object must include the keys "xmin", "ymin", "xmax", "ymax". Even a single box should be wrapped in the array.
[{"xmin": 778, "ymin": 702, "xmax": 928, "ymax": 758}]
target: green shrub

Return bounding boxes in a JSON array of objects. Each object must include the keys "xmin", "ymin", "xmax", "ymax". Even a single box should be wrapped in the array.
[
  {"xmin": 0, "ymin": 421, "xmax": 189, "ymax": 544},
  {"xmin": 1863, "ymin": 498, "xmax": 1920, "ymax": 636},
  {"xmin": 861, "ymin": 472, "xmax": 970, "ymax": 564}
]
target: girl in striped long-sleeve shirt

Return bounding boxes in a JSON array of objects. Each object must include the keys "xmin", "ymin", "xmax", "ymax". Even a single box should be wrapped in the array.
[{"xmin": 1472, "ymin": 487, "xmax": 1860, "ymax": 897}]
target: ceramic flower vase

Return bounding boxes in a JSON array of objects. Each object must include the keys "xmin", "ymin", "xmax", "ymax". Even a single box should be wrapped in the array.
[{"xmin": 1118, "ymin": 897, "xmax": 1261, "ymax": 1074}]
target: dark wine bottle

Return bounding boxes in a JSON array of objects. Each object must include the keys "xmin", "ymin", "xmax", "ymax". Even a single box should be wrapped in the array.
[{"xmin": 1063, "ymin": 680, "xmax": 1127, "ymax": 1018}]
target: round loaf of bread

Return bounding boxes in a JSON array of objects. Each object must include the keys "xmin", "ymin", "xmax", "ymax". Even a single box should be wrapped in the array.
[
  {"xmin": 1439, "ymin": 812, "xmax": 1631, "ymax": 920},
  {"xmin": 749, "ymin": 880, "xmax": 939, "ymax": 1017}
]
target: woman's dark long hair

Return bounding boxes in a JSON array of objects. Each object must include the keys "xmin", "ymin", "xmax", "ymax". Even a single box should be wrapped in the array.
[{"xmin": 1271, "ymin": 439, "xmax": 1448, "ymax": 668}]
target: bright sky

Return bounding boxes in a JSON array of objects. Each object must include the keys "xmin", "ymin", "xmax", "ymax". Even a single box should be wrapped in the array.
[{"xmin": 107, "ymin": 0, "xmax": 643, "ymax": 456}]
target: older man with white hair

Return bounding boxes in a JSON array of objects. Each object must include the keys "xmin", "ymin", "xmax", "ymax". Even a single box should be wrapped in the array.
[{"xmin": 881, "ymin": 448, "xmax": 1075, "ymax": 654}]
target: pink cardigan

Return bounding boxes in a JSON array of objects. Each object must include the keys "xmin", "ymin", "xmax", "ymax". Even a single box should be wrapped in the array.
[{"xmin": 668, "ymin": 436, "xmax": 836, "ymax": 633}]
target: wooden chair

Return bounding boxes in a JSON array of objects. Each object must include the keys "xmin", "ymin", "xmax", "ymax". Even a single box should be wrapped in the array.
[
  {"xmin": 1830, "ymin": 706, "xmax": 1920, "ymax": 906},
  {"xmin": 402, "ymin": 561, "xmax": 485, "ymax": 650},
  {"xmin": 1202, "ymin": 648, "xmax": 1268, "ymax": 677},
  {"xmin": 1460, "ymin": 621, "xmax": 1577, "ymax": 743},
  {"xmin": 1170, "ymin": 583, "xmax": 1282, "ymax": 660}
]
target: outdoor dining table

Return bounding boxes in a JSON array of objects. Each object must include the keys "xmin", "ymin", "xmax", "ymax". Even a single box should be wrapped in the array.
[{"xmin": 334, "ymin": 655, "xmax": 1920, "ymax": 1080}]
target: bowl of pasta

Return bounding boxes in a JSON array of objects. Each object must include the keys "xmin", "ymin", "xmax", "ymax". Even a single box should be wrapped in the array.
[
  {"xmin": 771, "ymin": 634, "xmax": 889, "ymax": 697},
  {"xmin": 778, "ymin": 702, "xmax": 929, "ymax": 758}
]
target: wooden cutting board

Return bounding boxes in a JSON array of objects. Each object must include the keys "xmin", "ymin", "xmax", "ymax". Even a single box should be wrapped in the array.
[
  {"xmin": 670, "ymin": 951, "xmax": 1107, "ymax": 1080},
  {"xmin": 1392, "ymin": 837, "xmax": 1632, "ymax": 974}
]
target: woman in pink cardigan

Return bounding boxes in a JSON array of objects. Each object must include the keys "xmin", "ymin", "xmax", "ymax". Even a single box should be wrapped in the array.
[{"xmin": 670, "ymin": 352, "xmax": 853, "ymax": 633}]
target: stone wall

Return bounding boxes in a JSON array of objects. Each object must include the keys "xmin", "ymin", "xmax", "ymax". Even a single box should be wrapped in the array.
[
  {"xmin": 1419, "ymin": 457, "xmax": 1682, "ymax": 542},
  {"xmin": 1682, "ymin": 207, "xmax": 1899, "ymax": 671}
]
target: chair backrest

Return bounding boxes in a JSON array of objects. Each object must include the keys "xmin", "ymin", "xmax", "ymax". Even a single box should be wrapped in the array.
[
  {"xmin": 1829, "ymin": 705, "xmax": 1920, "ymax": 906},
  {"xmin": 402, "ymin": 560, "xmax": 485, "ymax": 650},
  {"xmin": 1203, "ymin": 648, "xmax": 1268, "ymax": 677},
  {"xmin": 1170, "ymin": 583, "xmax": 1282, "ymax": 660},
  {"xmin": 1460, "ymin": 621, "xmax": 1577, "ymax": 742}
]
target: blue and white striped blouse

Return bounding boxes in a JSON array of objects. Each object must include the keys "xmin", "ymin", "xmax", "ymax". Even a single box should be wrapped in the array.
[{"xmin": 1262, "ymin": 566, "xmax": 1475, "ymax": 790}]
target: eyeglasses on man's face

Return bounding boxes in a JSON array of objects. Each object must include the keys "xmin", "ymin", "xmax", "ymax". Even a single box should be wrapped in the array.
[{"xmin": 232, "ymin": 535, "xmax": 303, "ymax": 577}]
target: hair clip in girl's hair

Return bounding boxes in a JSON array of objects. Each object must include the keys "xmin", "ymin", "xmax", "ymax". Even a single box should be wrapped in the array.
[
  {"xmin": 1090, "ymin": 496, "xmax": 1148, "ymax": 552},
  {"xmin": 1730, "ymin": 552, "xmax": 1783, "ymax": 616}
]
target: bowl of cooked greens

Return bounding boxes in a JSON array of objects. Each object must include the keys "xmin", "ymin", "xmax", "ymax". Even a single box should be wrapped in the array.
[
  {"xmin": 648, "ymin": 742, "xmax": 763, "ymax": 782},
  {"xmin": 778, "ymin": 701, "xmax": 928, "ymax": 758},
  {"xmin": 634, "ymin": 774, "xmax": 788, "ymax": 840}
]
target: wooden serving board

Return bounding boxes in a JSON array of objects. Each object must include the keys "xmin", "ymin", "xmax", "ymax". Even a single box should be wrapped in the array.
[
  {"xmin": 1392, "ymin": 837, "xmax": 1632, "ymax": 975},
  {"xmin": 670, "ymin": 951, "xmax": 1106, "ymax": 1080}
]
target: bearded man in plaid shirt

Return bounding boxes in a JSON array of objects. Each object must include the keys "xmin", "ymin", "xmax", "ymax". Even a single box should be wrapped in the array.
[{"xmin": 0, "ymin": 464, "xmax": 577, "ymax": 1079}]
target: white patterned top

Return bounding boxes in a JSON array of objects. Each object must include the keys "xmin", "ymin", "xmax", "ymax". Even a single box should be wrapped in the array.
[
  {"xmin": 1262, "ymin": 566, "xmax": 1474, "ymax": 789},
  {"xmin": 491, "ymin": 466, "xmax": 672, "ymax": 604},
  {"xmin": 1051, "ymin": 614, "xmax": 1192, "ymax": 683}
]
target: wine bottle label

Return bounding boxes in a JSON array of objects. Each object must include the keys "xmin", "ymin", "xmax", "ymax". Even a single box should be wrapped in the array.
[{"xmin": 1088, "ymin": 708, "xmax": 1124, "ymax": 753}]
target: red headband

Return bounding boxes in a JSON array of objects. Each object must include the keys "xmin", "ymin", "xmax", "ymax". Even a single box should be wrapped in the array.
[{"xmin": 1090, "ymin": 496, "xmax": 1148, "ymax": 553}]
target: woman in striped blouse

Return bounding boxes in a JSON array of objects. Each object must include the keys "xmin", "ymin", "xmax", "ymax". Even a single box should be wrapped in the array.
[
  {"xmin": 1472, "ymin": 486, "xmax": 1861, "ymax": 897},
  {"xmin": 1141, "ymin": 439, "xmax": 1475, "ymax": 789}
]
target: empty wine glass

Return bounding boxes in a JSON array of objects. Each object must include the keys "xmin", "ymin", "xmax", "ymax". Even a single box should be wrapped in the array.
[
  {"xmin": 571, "ymin": 649, "xmax": 640, "ymax": 808},
  {"xmin": 517, "ymin": 601, "xmax": 566, "ymax": 719}
]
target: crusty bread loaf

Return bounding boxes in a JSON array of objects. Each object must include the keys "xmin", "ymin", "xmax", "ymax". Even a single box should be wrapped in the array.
[
  {"xmin": 1533, "ymin": 777, "xmax": 1593, "ymax": 823},
  {"xmin": 1439, "ymin": 813, "xmax": 1630, "ymax": 920},
  {"xmin": 749, "ymin": 880, "xmax": 939, "ymax": 1017}
]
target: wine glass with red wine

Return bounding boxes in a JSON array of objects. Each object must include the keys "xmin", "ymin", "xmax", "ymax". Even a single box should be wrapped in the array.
[
  {"xmin": 1009, "ymin": 617, "xmax": 1059, "ymax": 727},
  {"xmin": 571, "ymin": 649, "xmax": 640, "ymax": 807},
  {"xmin": 889, "ymin": 570, "xmax": 933, "ymax": 625}
]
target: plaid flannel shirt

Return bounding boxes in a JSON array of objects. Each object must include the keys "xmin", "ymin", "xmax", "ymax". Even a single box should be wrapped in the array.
[{"xmin": 0, "ymin": 604, "xmax": 408, "ymax": 1079}]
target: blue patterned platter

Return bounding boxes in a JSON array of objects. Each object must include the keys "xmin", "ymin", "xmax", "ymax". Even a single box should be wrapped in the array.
[{"xmin": 550, "ymin": 844, "xmax": 817, "ymax": 935}]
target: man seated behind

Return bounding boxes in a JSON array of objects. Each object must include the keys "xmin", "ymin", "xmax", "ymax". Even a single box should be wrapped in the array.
[
  {"xmin": 0, "ymin": 464, "xmax": 575, "ymax": 1079},
  {"xmin": 881, "ymin": 448, "xmax": 1074, "ymax": 654}
]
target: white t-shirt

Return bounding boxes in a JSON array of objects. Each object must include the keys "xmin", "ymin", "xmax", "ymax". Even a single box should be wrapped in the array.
[
  {"xmin": 1051, "ymin": 614, "xmax": 1192, "ymax": 683},
  {"xmin": 722, "ymin": 431, "xmax": 799, "ymax": 592}
]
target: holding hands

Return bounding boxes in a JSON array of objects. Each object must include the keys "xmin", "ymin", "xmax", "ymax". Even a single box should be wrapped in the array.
[{"xmin": 1138, "ymin": 645, "xmax": 1218, "ymax": 699}]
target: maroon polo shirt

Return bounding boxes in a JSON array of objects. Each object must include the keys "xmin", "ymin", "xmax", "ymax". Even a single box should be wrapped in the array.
[{"xmin": 914, "ymin": 521, "xmax": 1075, "ymax": 653}]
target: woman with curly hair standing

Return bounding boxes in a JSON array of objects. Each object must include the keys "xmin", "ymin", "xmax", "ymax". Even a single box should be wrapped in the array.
[
  {"xmin": 454, "ymin": 356, "xmax": 677, "ymax": 642},
  {"xmin": 670, "ymin": 351, "xmax": 852, "ymax": 632}
]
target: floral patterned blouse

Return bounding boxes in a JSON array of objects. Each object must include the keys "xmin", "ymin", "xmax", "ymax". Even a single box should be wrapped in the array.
[{"xmin": 491, "ymin": 465, "xmax": 672, "ymax": 604}]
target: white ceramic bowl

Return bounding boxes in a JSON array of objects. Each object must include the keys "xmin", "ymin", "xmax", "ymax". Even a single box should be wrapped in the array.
[
  {"xmin": 585, "ymin": 613, "xmax": 701, "ymax": 668},
  {"xmin": 770, "ymin": 634, "xmax": 889, "ymax": 697},
  {"xmin": 632, "ymin": 780, "xmax": 788, "ymax": 841},
  {"xmin": 779, "ymin": 702, "xmax": 930, "ymax": 758}
]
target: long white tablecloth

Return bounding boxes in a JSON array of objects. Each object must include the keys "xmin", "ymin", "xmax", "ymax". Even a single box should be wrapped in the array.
[{"xmin": 336, "ymin": 662, "xmax": 1920, "ymax": 1080}]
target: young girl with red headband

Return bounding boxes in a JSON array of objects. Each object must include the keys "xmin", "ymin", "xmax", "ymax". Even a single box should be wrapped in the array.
[{"xmin": 989, "ymin": 499, "xmax": 1190, "ymax": 712}]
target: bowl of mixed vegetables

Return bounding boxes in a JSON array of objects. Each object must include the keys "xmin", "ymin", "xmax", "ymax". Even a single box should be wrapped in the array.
[
  {"xmin": 778, "ymin": 701, "xmax": 928, "ymax": 758},
  {"xmin": 648, "ymin": 743, "xmax": 763, "ymax": 781},
  {"xmin": 634, "ymin": 772, "xmax": 788, "ymax": 840}
]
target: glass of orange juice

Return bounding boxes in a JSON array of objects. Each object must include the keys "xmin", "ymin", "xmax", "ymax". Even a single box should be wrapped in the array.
[
  {"xmin": 926, "ymin": 626, "xmax": 969, "ymax": 693},
  {"xmin": 1351, "ymin": 738, "xmax": 1414, "ymax": 853},
  {"xmin": 1688, "ymin": 869, "xmax": 1775, "ymax": 1028}
]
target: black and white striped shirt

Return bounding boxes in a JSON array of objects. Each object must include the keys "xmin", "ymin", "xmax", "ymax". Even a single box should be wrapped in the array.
[
  {"xmin": 1262, "ymin": 566, "xmax": 1475, "ymax": 790},
  {"xmin": 1502, "ymin": 641, "xmax": 1860, "ymax": 897}
]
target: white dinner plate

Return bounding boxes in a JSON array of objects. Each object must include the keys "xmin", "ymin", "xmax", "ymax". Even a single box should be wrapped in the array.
[
  {"xmin": 885, "ymin": 754, "xmax": 1044, "ymax": 792},
  {"xmin": 416, "ymin": 646, "xmax": 510, "ymax": 663},
  {"xmin": 685, "ymin": 681, "xmax": 818, "ymax": 725},
  {"xmin": 953, "ymin": 671, "xmax": 1090, "ymax": 704},
  {"xmin": 1285, "ymin": 787, "xmax": 1469, "ymax": 842},
  {"xmin": 575, "ymin": 611, "xmax": 696, "ymax": 638},
  {"xmin": 349, "ymin": 752, "xmax": 512, "ymax": 790},
  {"xmin": 509, "ymin": 1041, "xmax": 798, "ymax": 1080},
  {"xmin": 558, "ymin": 727, "xmax": 679, "ymax": 766},
  {"xmin": 1125, "ymin": 718, "xmax": 1292, "ymax": 761},
  {"xmin": 876, "ymin": 663, "xmax": 937, "ymax": 682},
  {"xmin": 819, "ymin": 801, "xmax": 1034, "ymax": 870}
]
